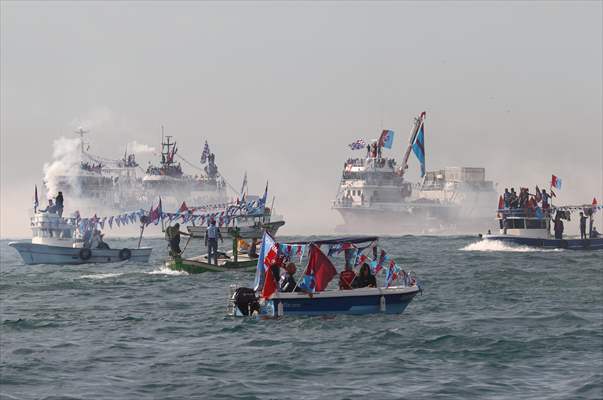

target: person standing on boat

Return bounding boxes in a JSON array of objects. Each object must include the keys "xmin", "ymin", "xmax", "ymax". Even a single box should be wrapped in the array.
[
  {"xmin": 579, "ymin": 212, "xmax": 588, "ymax": 240},
  {"xmin": 541, "ymin": 189, "xmax": 550, "ymax": 210},
  {"xmin": 205, "ymin": 220, "xmax": 223, "ymax": 265},
  {"xmin": 553, "ymin": 213, "xmax": 564, "ymax": 240},
  {"xmin": 166, "ymin": 223, "xmax": 190, "ymax": 258},
  {"xmin": 503, "ymin": 188, "xmax": 510, "ymax": 209},
  {"xmin": 38, "ymin": 199, "xmax": 57, "ymax": 214},
  {"xmin": 55, "ymin": 192, "xmax": 64, "ymax": 218}
]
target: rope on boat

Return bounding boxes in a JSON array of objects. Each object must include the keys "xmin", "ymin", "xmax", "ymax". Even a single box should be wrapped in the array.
[{"xmin": 175, "ymin": 153, "xmax": 241, "ymax": 197}]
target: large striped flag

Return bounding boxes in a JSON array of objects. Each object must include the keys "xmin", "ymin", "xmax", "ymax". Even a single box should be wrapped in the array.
[
  {"xmin": 412, "ymin": 120, "xmax": 426, "ymax": 177},
  {"xmin": 378, "ymin": 130, "xmax": 395, "ymax": 149}
]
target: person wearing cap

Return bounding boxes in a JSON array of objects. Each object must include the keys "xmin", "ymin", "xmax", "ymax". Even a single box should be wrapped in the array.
[{"xmin": 205, "ymin": 220, "xmax": 223, "ymax": 265}]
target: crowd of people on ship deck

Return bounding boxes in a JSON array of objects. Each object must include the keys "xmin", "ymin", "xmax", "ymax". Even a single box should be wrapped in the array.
[{"xmin": 501, "ymin": 187, "xmax": 551, "ymax": 211}]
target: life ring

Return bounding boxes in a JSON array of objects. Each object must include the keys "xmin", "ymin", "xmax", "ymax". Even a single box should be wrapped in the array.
[
  {"xmin": 119, "ymin": 248, "xmax": 132, "ymax": 260},
  {"xmin": 79, "ymin": 248, "xmax": 92, "ymax": 261}
]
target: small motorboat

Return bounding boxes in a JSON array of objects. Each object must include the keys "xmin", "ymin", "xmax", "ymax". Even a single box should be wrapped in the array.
[
  {"xmin": 9, "ymin": 212, "xmax": 152, "ymax": 265},
  {"xmin": 228, "ymin": 235, "xmax": 422, "ymax": 317},
  {"xmin": 484, "ymin": 203, "xmax": 603, "ymax": 250}
]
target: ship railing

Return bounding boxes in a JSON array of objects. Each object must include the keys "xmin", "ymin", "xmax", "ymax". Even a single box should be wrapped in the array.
[{"xmin": 497, "ymin": 208, "xmax": 551, "ymax": 219}]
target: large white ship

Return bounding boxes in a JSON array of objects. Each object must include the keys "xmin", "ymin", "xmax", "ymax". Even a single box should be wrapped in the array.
[
  {"xmin": 45, "ymin": 128, "xmax": 228, "ymax": 211},
  {"xmin": 332, "ymin": 112, "xmax": 497, "ymax": 234}
]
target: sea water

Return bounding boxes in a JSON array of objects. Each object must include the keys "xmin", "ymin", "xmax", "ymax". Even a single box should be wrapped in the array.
[{"xmin": 1, "ymin": 236, "xmax": 601, "ymax": 399}]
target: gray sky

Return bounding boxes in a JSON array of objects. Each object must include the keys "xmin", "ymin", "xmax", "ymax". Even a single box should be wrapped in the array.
[{"xmin": 1, "ymin": 1, "xmax": 602, "ymax": 237}]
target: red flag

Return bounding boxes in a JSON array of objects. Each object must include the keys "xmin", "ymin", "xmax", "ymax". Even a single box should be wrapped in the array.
[
  {"xmin": 178, "ymin": 201, "xmax": 188, "ymax": 213},
  {"xmin": 261, "ymin": 265, "xmax": 278, "ymax": 299},
  {"xmin": 264, "ymin": 241, "xmax": 279, "ymax": 267},
  {"xmin": 498, "ymin": 195, "xmax": 504, "ymax": 210},
  {"xmin": 306, "ymin": 244, "xmax": 337, "ymax": 292}
]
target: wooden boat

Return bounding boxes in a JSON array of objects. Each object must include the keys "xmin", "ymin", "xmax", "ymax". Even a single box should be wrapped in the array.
[{"xmin": 165, "ymin": 252, "xmax": 258, "ymax": 274}]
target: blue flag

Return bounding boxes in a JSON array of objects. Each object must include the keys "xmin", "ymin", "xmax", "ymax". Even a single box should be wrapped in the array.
[
  {"xmin": 379, "ymin": 130, "xmax": 395, "ymax": 149},
  {"xmin": 412, "ymin": 123, "xmax": 425, "ymax": 177}
]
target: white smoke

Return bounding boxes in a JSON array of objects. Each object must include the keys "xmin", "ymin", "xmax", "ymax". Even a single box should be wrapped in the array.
[
  {"xmin": 127, "ymin": 140, "xmax": 156, "ymax": 154},
  {"xmin": 42, "ymin": 136, "xmax": 82, "ymax": 197}
]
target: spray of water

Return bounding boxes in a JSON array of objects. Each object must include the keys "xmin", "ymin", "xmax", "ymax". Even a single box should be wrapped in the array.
[{"xmin": 461, "ymin": 239, "xmax": 562, "ymax": 252}]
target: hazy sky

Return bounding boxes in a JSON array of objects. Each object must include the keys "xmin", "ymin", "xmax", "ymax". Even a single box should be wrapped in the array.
[{"xmin": 1, "ymin": 1, "xmax": 602, "ymax": 237}]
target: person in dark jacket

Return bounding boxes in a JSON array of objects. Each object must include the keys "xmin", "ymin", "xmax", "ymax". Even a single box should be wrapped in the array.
[
  {"xmin": 55, "ymin": 192, "xmax": 64, "ymax": 217},
  {"xmin": 579, "ymin": 212, "xmax": 588, "ymax": 239},
  {"xmin": 352, "ymin": 263, "xmax": 377, "ymax": 288},
  {"xmin": 280, "ymin": 262, "xmax": 301, "ymax": 292}
]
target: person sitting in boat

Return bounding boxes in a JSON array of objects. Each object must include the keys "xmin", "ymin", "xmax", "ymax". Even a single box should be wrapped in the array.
[
  {"xmin": 38, "ymin": 199, "xmax": 57, "ymax": 214},
  {"xmin": 352, "ymin": 263, "xmax": 376, "ymax": 289},
  {"xmin": 339, "ymin": 265, "xmax": 356, "ymax": 290},
  {"xmin": 205, "ymin": 220, "xmax": 223, "ymax": 265},
  {"xmin": 166, "ymin": 223, "xmax": 190, "ymax": 258},
  {"xmin": 591, "ymin": 227, "xmax": 600, "ymax": 238},
  {"xmin": 280, "ymin": 262, "xmax": 301, "ymax": 293},
  {"xmin": 248, "ymin": 238, "xmax": 258, "ymax": 259}
]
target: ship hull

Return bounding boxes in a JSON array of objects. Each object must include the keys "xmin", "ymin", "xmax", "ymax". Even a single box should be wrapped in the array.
[
  {"xmin": 264, "ymin": 286, "xmax": 420, "ymax": 316},
  {"xmin": 8, "ymin": 242, "xmax": 152, "ymax": 265},
  {"xmin": 484, "ymin": 235, "xmax": 603, "ymax": 250},
  {"xmin": 334, "ymin": 205, "xmax": 495, "ymax": 234}
]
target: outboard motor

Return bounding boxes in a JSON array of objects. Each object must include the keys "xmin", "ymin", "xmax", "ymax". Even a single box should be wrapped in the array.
[{"xmin": 233, "ymin": 287, "xmax": 260, "ymax": 316}]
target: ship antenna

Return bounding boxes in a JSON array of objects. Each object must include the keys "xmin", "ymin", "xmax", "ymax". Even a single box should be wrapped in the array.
[{"xmin": 74, "ymin": 127, "xmax": 89, "ymax": 156}]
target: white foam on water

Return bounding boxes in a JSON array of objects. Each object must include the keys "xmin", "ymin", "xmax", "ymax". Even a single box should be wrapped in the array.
[
  {"xmin": 80, "ymin": 272, "xmax": 124, "ymax": 279},
  {"xmin": 146, "ymin": 266, "xmax": 188, "ymax": 276},
  {"xmin": 460, "ymin": 239, "xmax": 563, "ymax": 253}
]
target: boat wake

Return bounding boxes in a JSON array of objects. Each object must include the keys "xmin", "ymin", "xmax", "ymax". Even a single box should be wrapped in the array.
[
  {"xmin": 80, "ymin": 272, "xmax": 124, "ymax": 279},
  {"xmin": 146, "ymin": 266, "xmax": 188, "ymax": 276},
  {"xmin": 460, "ymin": 239, "xmax": 562, "ymax": 253}
]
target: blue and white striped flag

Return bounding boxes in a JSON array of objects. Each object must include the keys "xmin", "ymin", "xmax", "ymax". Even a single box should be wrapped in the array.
[{"xmin": 348, "ymin": 139, "xmax": 366, "ymax": 150}]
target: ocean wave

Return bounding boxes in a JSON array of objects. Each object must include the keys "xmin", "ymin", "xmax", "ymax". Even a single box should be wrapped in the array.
[
  {"xmin": 80, "ymin": 272, "xmax": 124, "ymax": 279},
  {"xmin": 460, "ymin": 239, "xmax": 562, "ymax": 253}
]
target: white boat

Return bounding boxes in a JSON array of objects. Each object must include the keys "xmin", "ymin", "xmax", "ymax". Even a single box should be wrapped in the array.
[{"xmin": 9, "ymin": 212, "xmax": 152, "ymax": 265}]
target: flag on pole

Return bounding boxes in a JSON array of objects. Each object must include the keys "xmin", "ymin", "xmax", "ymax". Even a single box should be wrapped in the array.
[
  {"xmin": 200, "ymin": 140, "xmax": 210, "ymax": 164},
  {"xmin": 412, "ymin": 121, "xmax": 426, "ymax": 177},
  {"xmin": 348, "ymin": 139, "xmax": 366, "ymax": 150},
  {"xmin": 33, "ymin": 185, "xmax": 39, "ymax": 212},
  {"xmin": 258, "ymin": 181, "xmax": 268, "ymax": 209},
  {"xmin": 254, "ymin": 232, "xmax": 276, "ymax": 291},
  {"xmin": 551, "ymin": 175, "xmax": 562, "ymax": 190},
  {"xmin": 240, "ymin": 171, "xmax": 248, "ymax": 197},
  {"xmin": 378, "ymin": 130, "xmax": 395, "ymax": 149},
  {"xmin": 305, "ymin": 244, "xmax": 337, "ymax": 292}
]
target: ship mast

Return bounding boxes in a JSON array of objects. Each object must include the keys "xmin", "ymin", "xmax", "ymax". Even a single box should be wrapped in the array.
[
  {"xmin": 399, "ymin": 111, "xmax": 426, "ymax": 178},
  {"xmin": 74, "ymin": 127, "xmax": 89, "ymax": 157}
]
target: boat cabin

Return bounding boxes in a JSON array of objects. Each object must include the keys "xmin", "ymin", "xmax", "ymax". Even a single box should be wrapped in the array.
[
  {"xmin": 496, "ymin": 209, "xmax": 551, "ymax": 239},
  {"xmin": 31, "ymin": 212, "xmax": 76, "ymax": 246}
]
